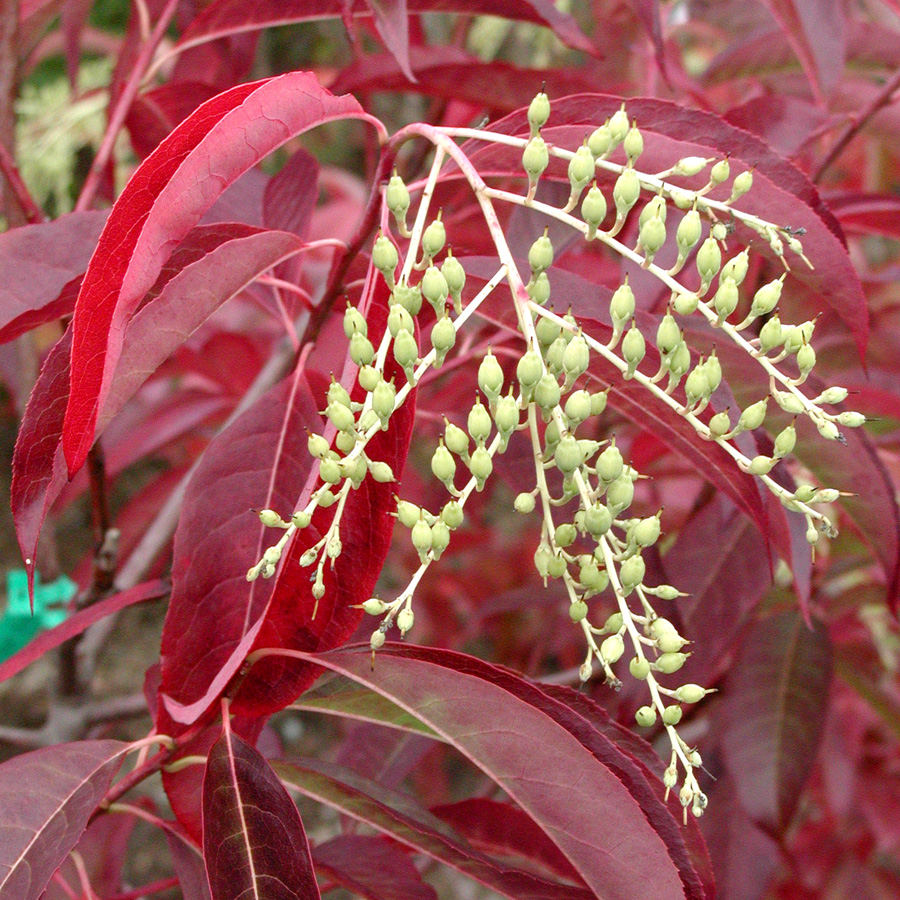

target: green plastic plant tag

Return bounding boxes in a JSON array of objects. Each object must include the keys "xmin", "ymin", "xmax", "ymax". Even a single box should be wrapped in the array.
[{"xmin": 0, "ymin": 570, "xmax": 74, "ymax": 663}]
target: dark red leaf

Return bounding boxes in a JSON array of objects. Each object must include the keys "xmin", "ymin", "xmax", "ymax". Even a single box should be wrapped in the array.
[
  {"xmin": 0, "ymin": 741, "xmax": 126, "ymax": 900},
  {"xmin": 312, "ymin": 835, "xmax": 437, "ymax": 900},
  {"xmin": 275, "ymin": 756, "xmax": 593, "ymax": 900},
  {"xmin": 760, "ymin": 0, "xmax": 846, "ymax": 99},
  {"xmin": 126, "ymin": 81, "xmax": 219, "ymax": 159},
  {"xmin": 430, "ymin": 798, "xmax": 581, "ymax": 883},
  {"xmin": 203, "ymin": 728, "xmax": 319, "ymax": 900},
  {"xmin": 662, "ymin": 496, "xmax": 773, "ymax": 687},
  {"xmin": 824, "ymin": 191, "xmax": 900, "ymax": 239},
  {"xmin": 283, "ymin": 644, "xmax": 706, "ymax": 900},
  {"xmin": 63, "ymin": 72, "xmax": 372, "ymax": 475},
  {"xmin": 0, "ymin": 212, "xmax": 105, "ymax": 343},
  {"xmin": 61, "ymin": 0, "xmax": 93, "ymax": 86},
  {"xmin": 176, "ymin": 0, "xmax": 594, "ymax": 57},
  {"xmin": 367, "ymin": 0, "xmax": 414, "ymax": 82},
  {"xmin": 166, "ymin": 835, "xmax": 212, "ymax": 900},
  {"xmin": 0, "ymin": 580, "xmax": 167, "ymax": 684},
  {"xmin": 330, "ymin": 47, "xmax": 602, "ymax": 112},
  {"xmin": 719, "ymin": 611, "xmax": 832, "ymax": 832}
]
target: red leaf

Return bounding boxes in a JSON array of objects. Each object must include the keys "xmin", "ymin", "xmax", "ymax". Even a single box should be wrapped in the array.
[
  {"xmin": 0, "ymin": 741, "xmax": 126, "ymax": 900},
  {"xmin": 719, "ymin": 611, "xmax": 832, "ymax": 832},
  {"xmin": 11, "ymin": 225, "xmax": 303, "ymax": 585},
  {"xmin": 63, "ymin": 72, "xmax": 373, "ymax": 475},
  {"xmin": 824, "ymin": 191, "xmax": 900, "ymax": 239},
  {"xmin": 0, "ymin": 580, "xmax": 168, "ymax": 684},
  {"xmin": 0, "ymin": 212, "xmax": 105, "ymax": 343},
  {"xmin": 176, "ymin": 0, "xmax": 594, "ymax": 57},
  {"xmin": 202, "ymin": 728, "xmax": 320, "ymax": 900},
  {"xmin": 312, "ymin": 835, "xmax": 437, "ymax": 900},
  {"xmin": 285, "ymin": 644, "xmax": 707, "ymax": 900},
  {"xmin": 430, "ymin": 798, "xmax": 582, "ymax": 884},
  {"xmin": 275, "ymin": 756, "xmax": 593, "ymax": 900},
  {"xmin": 760, "ymin": 0, "xmax": 847, "ymax": 100},
  {"xmin": 126, "ymin": 81, "xmax": 219, "ymax": 159},
  {"xmin": 330, "ymin": 47, "xmax": 605, "ymax": 113},
  {"xmin": 367, "ymin": 0, "xmax": 414, "ymax": 82}
]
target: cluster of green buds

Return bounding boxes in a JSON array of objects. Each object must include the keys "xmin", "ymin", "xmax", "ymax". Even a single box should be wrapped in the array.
[{"xmin": 246, "ymin": 92, "xmax": 865, "ymax": 817}]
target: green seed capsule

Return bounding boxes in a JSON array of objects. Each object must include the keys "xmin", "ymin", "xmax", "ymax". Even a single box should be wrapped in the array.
[
  {"xmin": 590, "ymin": 389, "xmax": 609, "ymax": 417},
  {"xmin": 796, "ymin": 342, "xmax": 816, "ymax": 376},
  {"xmin": 815, "ymin": 386, "xmax": 849, "ymax": 405},
  {"xmin": 372, "ymin": 233, "xmax": 398, "ymax": 283},
  {"xmin": 613, "ymin": 168, "xmax": 641, "ymax": 218},
  {"xmin": 748, "ymin": 455, "xmax": 776, "ymax": 475},
  {"xmin": 258, "ymin": 508, "xmax": 286, "ymax": 528},
  {"xmin": 320, "ymin": 457, "xmax": 342, "ymax": 484},
  {"xmin": 635, "ymin": 705, "xmax": 657, "ymax": 727},
  {"xmin": 639, "ymin": 194, "xmax": 667, "ymax": 227},
  {"xmin": 369, "ymin": 461, "xmax": 395, "ymax": 483},
  {"xmin": 523, "ymin": 134, "xmax": 549, "ymax": 179},
  {"xmin": 535, "ymin": 315, "xmax": 560, "ymax": 347},
  {"xmin": 411, "ymin": 518, "xmax": 433, "ymax": 558},
  {"xmin": 547, "ymin": 553, "xmax": 567, "ymax": 578},
  {"xmin": 478, "ymin": 350, "xmax": 504, "ymax": 400},
  {"xmin": 676, "ymin": 209, "xmax": 702, "ymax": 254},
  {"xmin": 468, "ymin": 398, "xmax": 492, "ymax": 444},
  {"xmin": 363, "ymin": 597, "xmax": 386, "ymax": 615},
  {"xmin": 581, "ymin": 183, "xmax": 607, "ymax": 234},
  {"xmin": 544, "ymin": 419, "xmax": 561, "ymax": 451},
  {"xmin": 608, "ymin": 106, "xmax": 630, "ymax": 145},
  {"xmin": 568, "ymin": 143, "xmax": 595, "ymax": 193},
  {"xmin": 421, "ymin": 265, "xmax": 449, "ymax": 312},
  {"xmin": 622, "ymin": 324, "xmax": 646, "ymax": 375},
  {"xmin": 816, "ymin": 418, "xmax": 840, "ymax": 441},
  {"xmin": 750, "ymin": 276, "xmax": 784, "ymax": 317},
  {"xmin": 562, "ymin": 333, "xmax": 590, "ymax": 380},
  {"xmin": 388, "ymin": 303, "xmax": 413, "ymax": 338},
  {"xmin": 431, "ymin": 441, "xmax": 456, "ymax": 484},
  {"xmin": 601, "ymin": 633, "xmax": 625, "ymax": 665},
  {"xmin": 656, "ymin": 313, "xmax": 681, "ymax": 356},
  {"xmin": 704, "ymin": 352, "xmax": 722, "ymax": 393},
  {"xmin": 738, "ymin": 398, "xmax": 768, "ymax": 432},
  {"xmin": 554, "ymin": 522, "xmax": 577, "ymax": 547},
  {"xmin": 774, "ymin": 423, "xmax": 796, "ymax": 458},
  {"xmin": 534, "ymin": 372, "xmax": 561, "ymax": 411},
  {"xmin": 370, "ymin": 629, "xmax": 386, "ymax": 650},
  {"xmin": 343, "ymin": 305, "xmax": 367, "ymax": 338},
  {"xmin": 494, "ymin": 394, "xmax": 519, "ymax": 436},
  {"xmin": 555, "ymin": 435, "xmax": 584, "ymax": 474},
  {"xmin": 528, "ymin": 231, "xmax": 554, "ymax": 275},
  {"xmin": 672, "ymin": 156, "xmax": 708, "ymax": 177},
  {"xmin": 292, "ymin": 510, "xmax": 311, "ymax": 529},
  {"xmin": 308, "ymin": 432, "xmax": 330, "ymax": 459},
  {"xmin": 442, "ymin": 500, "xmax": 464, "ymax": 528},
  {"xmin": 514, "ymin": 492, "xmax": 536, "ymax": 514},
  {"xmin": 358, "ymin": 365, "xmax": 381, "ymax": 393},
  {"xmin": 422, "ymin": 214, "xmax": 446, "ymax": 258},
  {"xmin": 837, "ymin": 411, "xmax": 865, "ymax": 427},
  {"xmin": 696, "ymin": 237, "xmax": 722, "ymax": 284},
  {"xmin": 759, "ymin": 315, "xmax": 784, "ymax": 352},
  {"xmin": 684, "ymin": 364, "xmax": 708, "ymax": 407},
  {"xmin": 630, "ymin": 656, "xmax": 651, "ymax": 679},
  {"xmin": 673, "ymin": 292, "xmax": 699, "ymax": 315},
  {"xmin": 610, "ymin": 281, "xmax": 636, "ymax": 325},
  {"xmin": 662, "ymin": 705, "xmax": 683, "ymax": 725},
  {"xmin": 336, "ymin": 432, "xmax": 356, "ymax": 455},
  {"xmin": 328, "ymin": 379, "xmax": 353, "ymax": 408},
  {"xmin": 639, "ymin": 215, "xmax": 666, "ymax": 260},
  {"xmin": 392, "ymin": 281, "xmax": 422, "ymax": 315},
  {"xmin": 588, "ymin": 122, "xmax": 613, "ymax": 158},
  {"xmin": 517, "ymin": 349, "xmax": 544, "ymax": 390},
  {"xmin": 372, "ymin": 380, "xmax": 397, "ymax": 423},
  {"xmin": 656, "ymin": 651, "xmax": 688, "ymax": 673},
  {"xmin": 430, "ymin": 315, "xmax": 457, "ymax": 366},
  {"xmin": 528, "ymin": 90, "xmax": 550, "ymax": 134},
  {"xmin": 397, "ymin": 607, "xmax": 415, "ymax": 633},
  {"xmin": 393, "ymin": 328, "xmax": 419, "ymax": 371},
  {"xmin": 564, "ymin": 389, "xmax": 592, "ymax": 425},
  {"xmin": 528, "ymin": 271, "xmax": 551, "ymax": 305},
  {"xmin": 713, "ymin": 277, "xmax": 739, "ymax": 319},
  {"xmin": 386, "ymin": 172, "xmax": 410, "ymax": 218},
  {"xmin": 633, "ymin": 514, "xmax": 661, "ymax": 547},
  {"xmin": 729, "ymin": 169, "xmax": 753, "ymax": 202},
  {"xmin": 710, "ymin": 158, "xmax": 730, "ymax": 185},
  {"xmin": 721, "ymin": 249, "xmax": 749, "ymax": 285},
  {"xmin": 569, "ymin": 599, "xmax": 589, "ymax": 622},
  {"xmin": 441, "ymin": 251, "xmax": 466, "ymax": 306},
  {"xmin": 584, "ymin": 502, "xmax": 612, "ymax": 536},
  {"xmin": 674, "ymin": 683, "xmax": 710, "ymax": 704},
  {"xmin": 607, "ymin": 474, "xmax": 635, "ymax": 513},
  {"xmin": 597, "ymin": 443, "xmax": 624, "ymax": 484},
  {"xmin": 350, "ymin": 332, "xmax": 375, "ymax": 367},
  {"xmin": 623, "ymin": 123, "xmax": 643, "ymax": 164},
  {"xmin": 657, "ymin": 631, "xmax": 686, "ymax": 653},
  {"xmin": 619, "ymin": 554, "xmax": 646, "ymax": 590},
  {"xmin": 431, "ymin": 520, "xmax": 451, "ymax": 560},
  {"xmin": 326, "ymin": 401, "xmax": 356, "ymax": 434},
  {"xmin": 396, "ymin": 500, "xmax": 420, "ymax": 529},
  {"xmin": 468, "ymin": 445, "xmax": 493, "ymax": 488}
]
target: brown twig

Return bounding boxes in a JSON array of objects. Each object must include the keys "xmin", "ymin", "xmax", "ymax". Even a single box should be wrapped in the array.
[{"xmin": 812, "ymin": 67, "xmax": 900, "ymax": 183}]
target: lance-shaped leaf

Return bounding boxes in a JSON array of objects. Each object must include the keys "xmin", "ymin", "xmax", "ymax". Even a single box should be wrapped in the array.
[
  {"xmin": 719, "ymin": 611, "xmax": 832, "ymax": 833},
  {"xmin": 11, "ymin": 224, "xmax": 305, "ymax": 591},
  {"xmin": 276, "ymin": 757, "xmax": 592, "ymax": 900},
  {"xmin": 312, "ymin": 835, "xmax": 437, "ymax": 900},
  {"xmin": 175, "ymin": 0, "xmax": 593, "ymax": 58},
  {"xmin": 277, "ymin": 644, "xmax": 708, "ymax": 900},
  {"xmin": 63, "ymin": 71, "xmax": 375, "ymax": 474},
  {"xmin": 0, "ymin": 212, "xmax": 106, "ymax": 344},
  {"xmin": 0, "ymin": 741, "xmax": 126, "ymax": 900},
  {"xmin": 203, "ymin": 728, "xmax": 319, "ymax": 900}
]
